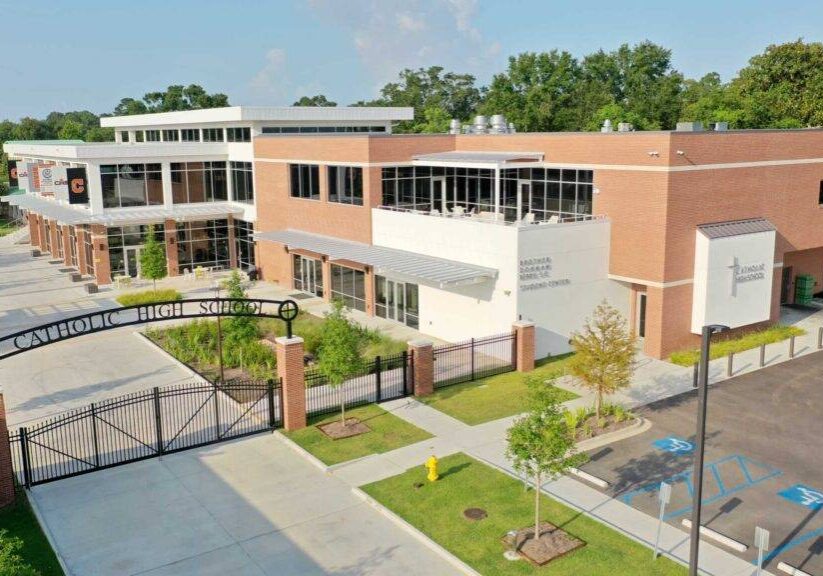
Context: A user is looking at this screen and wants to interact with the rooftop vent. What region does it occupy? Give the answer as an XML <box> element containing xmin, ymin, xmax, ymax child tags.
<box><xmin>449</xmin><ymin>119</ymin><xmax>461</xmax><ymax>135</ymax></box>
<box><xmin>712</xmin><ymin>121</ymin><xmax>729</xmax><ymax>132</ymax></box>
<box><xmin>617</xmin><ymin>122</ymin><xmax>634</xmax><ymax>132</ymax></box>
<box><xmin>601</xmin><ymin>119</ymin><xmax>613</xmax><ymax>133</ymax></box>
<box><xmin>455</xmin><ymin>114</ymin><xmax>515</xmax><ymax>134</ymax></box>
<box><xmin>676</xmin><ymin>121</ymin><xmax>703</xmax><ymax>132</ymax></box>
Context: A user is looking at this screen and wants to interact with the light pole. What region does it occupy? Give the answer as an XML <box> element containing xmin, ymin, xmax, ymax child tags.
<box><xmin>213</xmin><ymin>281</ymin><xmax>225</xmax><ymax>384</ymax></box>
<box><xmin>688</xmin><ymin>323</ymin><xmax>728</xmax><ymax>576</ymax></box>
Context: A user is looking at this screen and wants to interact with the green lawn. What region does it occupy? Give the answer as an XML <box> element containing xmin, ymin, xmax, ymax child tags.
<box><xmin>0</xmin><ymin>492</ymin><xmax>63</xmax><ymax>575</ymax></box>
<box><xmin>283</xmin><ymin>404</ymin><xmax>432</xmax><ymax>465</ymax></box>
<box><xmin>362</xmin><ymin>453</ymin><xmax>685</xmax><ymax>576</ymax></box>
<box><xmin>419</xmin><ymin>355</ymin><xmax>579</xmax><ymax>425</ymax></box>
<box><xmin>669</xmin><ymin>324</ymin><xmax>805</xmax><ymax>366</ymax></box>
<box><xmin>0</xmin><ymin>219</ymin><xmax>21</xmax><ymax>237</ymax></box>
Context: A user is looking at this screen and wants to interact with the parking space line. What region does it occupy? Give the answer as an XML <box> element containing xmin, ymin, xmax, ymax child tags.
<box><xmin>764</xmin><ymin>526</ymin><xmax>823</xmax><ymax>564</ymax></box>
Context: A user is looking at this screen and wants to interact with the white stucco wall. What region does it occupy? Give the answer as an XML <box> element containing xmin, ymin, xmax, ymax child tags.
<box><xmin>691</xmin><ymin>230</ymin><xmax>776</xmax><ymax>333</ymax></box>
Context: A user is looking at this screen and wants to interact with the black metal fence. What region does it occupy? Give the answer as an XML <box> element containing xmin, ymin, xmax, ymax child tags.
<box><xmin>9</xmin><ymin>378</ymin><xmax>282</xmax><ymax>487</ymax></box>
<box><xmin>433</xmin><ymin>331</ymin><xmax>517</xmax><ymax>388</ymax></box>
<box><xmin>305</xmin><ymin>351</ymin><xmax>410</xmax><ymax>417</ymax></box>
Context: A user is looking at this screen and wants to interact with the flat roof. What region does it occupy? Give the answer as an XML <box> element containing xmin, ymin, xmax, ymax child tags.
<box><xmin>3</xmin><ymin>141</ymin><xmax>228</xmax><ymax>161</ymax></box>
<box><xmin>100</xmin><ymin>106</ymin><xmax>414</xmax><ymax>128</ymax></box>
<box><xmin>255</xmin><ymin>229</ymin><xmax>497</xmax><ymax>288</ymax></box>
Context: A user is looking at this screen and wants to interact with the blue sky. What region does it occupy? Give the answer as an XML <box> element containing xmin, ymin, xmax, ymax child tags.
<box><xmin>1</xmin><ymin>0</ymin><xmax>821</xmax><ymax>120</ymax></box>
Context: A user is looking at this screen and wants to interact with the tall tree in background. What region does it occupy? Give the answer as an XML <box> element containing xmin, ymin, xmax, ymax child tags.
<box><xmin>293</xmin><ymin>95</ymin><xmax>337</xmax><ymax>107</ymax></box>
<box><xmin>141</xmin><ymin>84</ymin><xmax>230</xmax><ymax>113</ymax></box>
<box><xmin>358</xmin><ymin>66</ymin><xmax>481</xmax><ymax>133</ymax></box>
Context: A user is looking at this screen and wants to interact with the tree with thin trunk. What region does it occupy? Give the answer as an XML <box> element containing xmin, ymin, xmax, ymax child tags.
<box><xmin>507</xmin><ymin>379</ymin><xmax>586</xmax><ymax>543</ymax></box>
<box><xmin>568</xmin><ymin>301</ymin><xmax>637</xmax><ymax>419</ymax></box>
<box><xmin>139</xmin><ymin>224</ymin><xmax>167</xmax><ymax>291</ymax></box>
<box><xmin>317</xmin><ymin>300</ymin><xmax>365</xmax><ymax>426</ymax></box>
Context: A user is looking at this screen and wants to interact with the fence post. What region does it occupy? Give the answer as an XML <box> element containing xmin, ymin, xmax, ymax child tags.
<box><xmin>213</xmin><ymin>384</ymin><xmax>221</xmax><ymax>440</ymax></box>
<box><xmin>267</xmin><ymin>380</ymin><xmax>276</xmax><ymax>429</ymax></box>
<box><xmin>275</xmin><ymin>336</ymin><xmax>307</xmax><ymax>431</ymax></box>
<box><xmin>0</xmin><ymin>391</ymin><xmax>16</xmax><ymax>505</ymax></box>
<box><xmin>727</xmin><ymin>353</ymin><xmax>734</xmax><ymax>378</ymax></box>
<box><xmin>759</xmin><ymin>344</ymin><xmax>766</xmax><ymax>368</ymax></box>
<box><xmin>692</xmin><ymin>362</ymin><xmax>699</xmax><ymax>388</ymax></box>
<box><xmin>512</xmin><ymin>321</ymin><xmax>536</xmax><ymax>373</ymax></box>
<box><xmin>153</xmin><ymin>387</ymin><xmax>164</xmax><ymax>455</ymax></box>
<box><xmin>402</xmin><ymin>351</ymin><xmax>410</xmax><ymax>396</ymax></box>
<box><xmin>818</xmin><ymin>327</ymin><xmax>823</xmax><ymax>350</ymax></box>
<box><xmin>789</xmin><ymin>335</ymin><xmax>796</xmax><ymax>358</ymax></box>
<box><xmin>90</xmin><ymin>403</ymin><xmax>101</xmax><ymax>468</ymax></box>
<box><xmin>408</xmin><ymin>340</ymin><xmax>434</xmax><ymax>397</ymax></box>
<box><xmin>375</xmin><ymin>356</ymin><xmax>383</xmax><ymax>403</ymax></box>
<box><xmin>18</xmin><ymin>427</ymin><xmax>31</xmax><ymax>490</ymax></box>
<box><xmin>470</xmin><ymin>338</ymin><xmax>476</xmax><ymax>381</ymax></box>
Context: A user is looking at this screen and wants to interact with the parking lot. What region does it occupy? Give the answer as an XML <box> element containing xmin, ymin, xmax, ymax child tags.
<box><xmin>581</xmin><ymin>351</ymin><xmax>823</xmax><ymax>574</ymax></box>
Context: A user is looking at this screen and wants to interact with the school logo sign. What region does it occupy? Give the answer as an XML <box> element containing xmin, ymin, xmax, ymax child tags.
<box><xmin>7</xmin><ymin>160</ymin><xmax>18</xmax><ymax>188</ymax></box>
<box><xmin>66</xmin><ymin>167</ymin><xmax>89</xmax><ymax>204</ymax></box>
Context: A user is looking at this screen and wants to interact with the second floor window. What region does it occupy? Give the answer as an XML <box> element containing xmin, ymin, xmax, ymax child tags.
<box><xmin>231</xmin><ymin>161</ymin><xmax>254</xmax><ymax>204</ymax></box>
<box><xmin>162</xmin><ymin>129</ymin><xmax>179</xmax><ymax>142</ymax></box>
<box><xmin>289</xmin><ymin>164</ymin><xmax>320</xmax><ymax>200</ymax></box>
<box><xmin>171</xmin><ymin>161</ymin><xmax>228</xmax><ymax>203</ymax></box>
<box><xmin>119</xmin><ymin>131</ymin><xmax>130</xmax><ymax>142</ymax></box>
<box><xmin>227</xmin><ymin>127</ymin><xmax>251</xmax><ymax>142</ymax></box>
<box><xmin>145</xmin><ymin>130</ymin><xmax>161</xmax><ymax>142</ymax></box>
<box><xmin>203</xmin><ymin>128</ymin><xmax>224</xmax><ymax>142</ymax></box>
<box><xmin>328</xmin><ymin>166</ymin><xmax>363</xmax><ymax>206</ymax></box>
<box><xmin>181</xmin><ymin>129</ymin><xmax>200</xmax><ymax>142</ymax></box>
<box><xmin>101</xmin><ymin>164</ymin><xmax>163</xmax><ymax>208</ymax></box>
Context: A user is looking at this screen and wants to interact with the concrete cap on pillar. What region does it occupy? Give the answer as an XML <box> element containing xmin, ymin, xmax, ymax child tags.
<box><xmin>512</xmin><ymin>320</ymin><xmax>536</xmax><ymax>328</ymax></box>
<box><xmin>407</xmin><ymin>339</ymin><xmax>433</xmax><ymax>348</ymax></box>
<box><xmin>274</xmin><ymin>336</ymin><xmax>304</xmax><ymax>346</ymax></box>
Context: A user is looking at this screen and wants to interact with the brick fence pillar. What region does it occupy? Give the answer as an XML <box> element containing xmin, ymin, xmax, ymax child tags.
<box><xmin>408</xmin><ymin>339</ymin><xmax>434</xmax><ymax>397</ymax></box>
<box><xmin>275</xmin><ymin>336</ymin><xmax>306</xmax><ymax>431</ymax></box>
<box><xmin>91</xmin><ymin>224</ymin><xmax>112</xmax><ymax>285</ymax></box>
<box><xmin>0</xmin><ymin>390</ymin><xmax>16</xmax><ymax>509</ymax></box>
<box><xmin>27</xmin><ymin>213</ymin><xmax>39</xmax><ymax>248</ymax></box>
<box><xmin>513</xmin><ymin>321</ymin><xmax>536</xmax><ymax>372</ymax></box>
<box><xmin>48</xmin><ymin>220</ymin><xmax>59</xmax><ymax>257</ymax></box>
<box><xmin>62</xmin><ymin>225</ymin><xmax>73</xmax><ymax>266</ymax></box>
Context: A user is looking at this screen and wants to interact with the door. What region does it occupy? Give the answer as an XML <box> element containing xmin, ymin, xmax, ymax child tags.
<box><xmin>517</xmin><ymin>180</ymin><xmax>532</xmax><ymax>222</ymax></box>
<box><xmin>295</xmin><ymin>255</ymin><xmax>323</xmax><ymax>297</ymax></box>
<box><xmin>636</xmin><ymin>292</ymin><xmax>647</xmax><ymax>339</ymax></box>
<box><xmin>781</xmin><ymin>266</ymin><xmax>793</xmax><ymax>304</ymax></box>
<box><xmin>431</xmin><ymin>177</ymin><xmax>447</xmax><ymax>213</ymax></box>
<box><xmin>125</xmin><ymin>247</ymin><xmax>141</xmax><ymax>278</ymax></box>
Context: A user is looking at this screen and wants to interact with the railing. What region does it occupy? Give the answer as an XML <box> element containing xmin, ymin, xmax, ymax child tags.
<box><xmin>432</xmin><ymin>331</ymin><xmax>516</xmax><ymax>388</ymax></box>
<box><xmin>376</xmin><ymin>205</ymin><xmax>602</xmax><ymax>226</ymax></box>
<box><xmin>9</xmin><ymin>377</ymin><xmax>282</xmax><ymax>487</ymax></box>
<box><xmin>304</xmin><ymin>351</ymin><xmax>410</xmax><ymax>417</ymax></box>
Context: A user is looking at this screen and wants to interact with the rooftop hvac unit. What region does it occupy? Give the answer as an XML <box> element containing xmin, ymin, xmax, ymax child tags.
<box><xmin>601</xmin><ymin>119</ymin><xmax>613</xmax><ymax>133</ymax></box>
<box><xmin>712</xmin><ymin>122</ymin><xmax>729</xmax><ymax>131</ymax></box>
<box><xmin>617</xmin><ymin>122</ymin><xmax>634</xmax><ymax>132</ymax></box>
<box><xmin>449</xmin><ymin>119</ymin><xmax>461</xmax><ymax>135</ymax></box>
<box><xmin>473</xmin><ymin>115</ymin><xmax>488</xmax><ymax>134</ymax></box>
<box><xmin>676</xmin><ymin>121</ymin><xmax>703</xmax><ymax>132</ymax></box>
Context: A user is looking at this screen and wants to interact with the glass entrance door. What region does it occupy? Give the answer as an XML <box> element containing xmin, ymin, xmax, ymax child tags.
<box><xmin>293</xmin><ymin>255</ymin><xmax>323</xmax><ymax>297</ymax></box>
<box><xmin>125</xmin><ymin>247</ymin><xmax>141</xmax><ymax>278</ymax></box>
<box><xmin>376</xmin><ymin>276</ymin><xmax>419</xmax><ymax>328</ymax></box>
<box><xmin>431</xmin><ymin>177</ymin><xmax>447</xmax><ymax>213</ymax></box>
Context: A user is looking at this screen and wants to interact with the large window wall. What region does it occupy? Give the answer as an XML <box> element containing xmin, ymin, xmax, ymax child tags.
<box><xmin>171</xmin><ymin>162</ymin><xmax>228</xmax><ymax>203</ymax></box>
<box><xmin>234</xmin><ymin>219</ymin><xmax>256</xmax><ymax>269</ymax></box>
<box><xmin>330</xmin><ymin>265</ymin><xmax>366</xmax><ymax>312</ymax></box>
<box><xmin>500</xmin><ymin>168</ymin><xmax>593</xmax><ymax>222</ymax></box>
<box><xmin>328</xmin><ymin>166</ymin><xmax>363</xmax><ymax>205</ymax></box>
<box><xmin>176</xmin><ymin>219</ymin><xmax>230</xmax><ymax>273</ymax></box>
<box><xmin>101</xmin><ymin>164</ymin><xmax>163</xmax><ymax>208</ymax></box>
<box><xmin>262</xmin><ymin>125</ymin><xmax>387</xmax><ymax>134</ymax></box>
<box><xmin>230</xmin><ymin>161</ymin><xmax>254</xmax><ymax>204</ymax></box>
<box><xmin>381</xmin><ymin>166</ymin><xmax>493</xmax><ymax>213</ymax></box>
<box><xmin>107</xmin><ymin>224</ymin><xmax>165</xmax><ymax>277</ymax></box>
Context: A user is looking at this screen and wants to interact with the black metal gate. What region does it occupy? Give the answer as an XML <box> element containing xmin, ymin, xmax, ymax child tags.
<box><xmin>9</xmin><ymin>379</ymin><xmax>282</xmax><ymax>487</ymax></box>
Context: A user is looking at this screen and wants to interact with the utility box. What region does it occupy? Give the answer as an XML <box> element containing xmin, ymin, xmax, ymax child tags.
<box><xmin>794</xmin><ymin>274</ymin><xmax>815</xmax><ymax>306</ymax></box>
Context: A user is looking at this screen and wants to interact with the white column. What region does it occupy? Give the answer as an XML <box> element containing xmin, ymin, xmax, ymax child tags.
<box><xmin>493</xmin><ymin>167</ymin><xmax>501</xmax><ymax>220</ymax></box>
<box><xmin>86</xmin><ymin>163</ymin><xmax>104</xmax><ymax>214</ymax></box>
<box><xmin>226</xmin><ymin>162</ymin><xmax>234</xmax><ymax>202</ymax></box>
<box><xmin>127</xmin><ymin>130</ymin><xmax>136</xmax><ymax>143</ymax></box>
<box><xmin>114</xmin><ymin>131</ymin><xmax>123</xmax><ymax>144</ymax></box>
<box><xmin>161</xmin><ymin>162</ymin><xmax>173</xmax><ymax>209</ymax></box>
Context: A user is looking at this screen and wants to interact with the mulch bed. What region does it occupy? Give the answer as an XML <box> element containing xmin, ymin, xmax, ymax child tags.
<box><xmin>574</xmin><ymin>413</ymin><xmax>634</xmax><ymax>442</ymax></box>
<box><xmin>318</xmin><ymin>418</ymin><xmax>371</xmax><ymax>439</ymax></box>
<box><xmin>509</xmin><ymin>522</ymin><xmax>585</xmax><ymax>566</ymax></box>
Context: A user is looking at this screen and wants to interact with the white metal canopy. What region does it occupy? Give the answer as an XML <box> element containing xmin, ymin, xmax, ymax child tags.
<box><xmin>412</xmin><ymin>150</ymin><xmax>544</xmax><ymax>168</ymax></box>
<box><xmin>255</xmin><ymin>229</ymin><xmax>497</xmax><ymax>288</ymax></box>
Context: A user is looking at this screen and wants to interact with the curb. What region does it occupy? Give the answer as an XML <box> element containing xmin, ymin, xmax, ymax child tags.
<box><xmin>134</xmin><ymin>331</ymin><xmax>204</xmax><ymax>380</ymax></box>
<box><xmin>576</xmin><ymin>417</ymin><xmax>651</xmax><ymax>452</ymax></box>
<box><xmin>778</xmin><ymin>561</ymin><xmax>813</xmax><ymax>576</ymax></box>
<box><xmin>271</xmin><ymin>430</ymin><xmax>332</xmax><ymax>474</ymax></box>
<box><xmin>351</xmin><ymin>487</ymin><xmax>481</xmax><ymax>576</ymax></box>
<box><xmin>681</xmin><ymin>519</ymin><xmax>748</xmax><ymax>552</ymax></box>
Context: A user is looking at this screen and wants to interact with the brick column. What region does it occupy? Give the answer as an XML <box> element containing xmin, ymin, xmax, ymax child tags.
<box><xmin>0</xmin><ymin>391</ymin><xmax>16</xmax><ymax>509</ymax></box>
<box><xmin>513</xmin><ymin>321</ymin><xmax>536</xmax><ymax>372</ymax></box>
<box><xmin>408</xmin><ymin>339</ymin><xmax>434</xmax><ymax>397</ymax></box>
<box><xmin>364</xmin><ymin>266</ymin><xmax>375</xmax><ymax>316</ymax></box>
<box><xmin>275</xmin><ymin>336</ymin><xmax>306</xmax><ymax>431</ymax></box>
<box><xmin>27</xmin><ymin>213</ymin><xmax>39</xmax><ymax>247</ymax></box>
<box><xmin>91</xmin><ymin>224</ymin><xmax>112</xmax><ymax>285</ymax></box>
<box><xmin>76</xmin><ymin>227</ymin><xmax>88</xmax><ymax>275</ymax></box>
<box><xmin>38</xmin><ymin>216</ymin><xmax>48</xmax><ymax>252</ymax></box>
<box><xmin>163</xmin><ymin>219</ymin><xmax>179</xmax><ymax>277</ymax></box>
<box><xmin>321</xmin><ymin>258</ymin><xmax>331</xmax><ymax>302</ymax></box>
<box><xmin>62</xmin><ymin>225</ymin><xmax>73</xmax><ymax>266</ymax></box>
<box><xmin>48</xmin><ymin>220</ymin><xmax>59</xmax><ymax>257</ymax></box>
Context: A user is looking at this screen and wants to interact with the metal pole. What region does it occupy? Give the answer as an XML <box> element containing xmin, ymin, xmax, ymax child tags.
<box><xmin>653</xmin><ymin>482</ymin><xmax>671</xmax><ymax>559</ymax></box>
<box><xmin>153</xmin><ymin>387</ymin><xmax>164</xmax><ymax>454</ymax></box>
<box><xmin>818</xmin><ymin>326</ymin><xmax>823</xmax><ymax>349</ymax></box>
<box><xmin>90</xmin><ymin>403</ymin><xmax>100</xmax><ymax>468</ymax></box>
<box><xmin>759</xmin><ymin>343</ymin><xmax>766</xmax><ymax>367</ymax></box>
<box><xmin>375</xmin><ymin>356</ymin><xmax>382</xmax><ymax>402</ymax></box>
<box><xmin>689</xmin><ymin>325</ymin><xmax>726</xmax><ymax>576</ymax></box>
<box><xmin>19</xmin><ymin>427</ymin><xmax>31</xmax><ymax>489</ymax></box>
<box><xmin>726</xmin><ymin>353</ymin><xmax>733</xmax><ymax>377</ymax></box>
<box><xmin>692</xmin><ymin>362</ymin><xmax>698</xmax><ymax>388</ymax></box>
<box><xmin>789</xmin><ymin>335</ymin><xmax>796</xmax><ymax>358</ymax></box>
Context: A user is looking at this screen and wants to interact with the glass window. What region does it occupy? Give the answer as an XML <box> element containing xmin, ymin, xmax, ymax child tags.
<box><xmin>181</xmin><ymin>129</ymin><xmax>200</xmax><ymax>142</ymax></box>
<box><xmin>226</xmin><ymin>127</ymin><xmax>251</xmax><ymax>142</ymax></box>
<box><xmin>106</xmin><ymin>224</ymin><xmax>165</xmax><ymax>277</ymax></box>
<box><xmin>328</xmin><ymin>166</ymin><xmax>363</xmax><ymax>205</ymax></box>
<box><xmin>171</xmin><ymin>161</ymin><xmax>228</xmax><ymax>204</ymax></box>
<box><xmin>175</xmin><ymin>219</ymin><xmax>230</xmax><ymax>274</ymax></box>
<box><xmin>119</xmin><ymin>131</ymin><xmax>130</xmax><ymax>143</ymax></box>
<box><xmin>330</xmin><ymin>264</ymin><xmax>365</xmax><ymax>312</ymax></box>
<box><xmin>498</xmin><ymin>167</ymin><xmax>594</xmax><ymax>222</ymax></box>
<box><xmin>135</xmin><ymin>131</ymin><xmax>144</xmax><ymax>143</ymax></box>
<box><xmin>162</xmin><ymin>129</ymin><xmax>179</xmax><ymax>142</ymax></box>
<box><xmin>234</xmin><ymin>219</ymin><xmax>256</xmax><ymax>269</ymax></box>
<box><xmin>202</xmin><ymin>128</ymin><xmax>224</xmax><ymax>142</ymax></box>
<box><xmin>100</xmin><ymin>163</ymin><xmax>164</xmax><ymax>208</ymax></box>
<box><xmin>289</xmin><ymin>164</ymin><xmax>320</xmax><ymax>200</ymax></box>
<box><xmin>145</xmin><ymin>130</ymin><xmax>161</xmax><ymax>142</ymax></box>
<box><xmin>230</xmin><ymin>161</ymin><xmax>254</xmax><ymax>204</ymax></box>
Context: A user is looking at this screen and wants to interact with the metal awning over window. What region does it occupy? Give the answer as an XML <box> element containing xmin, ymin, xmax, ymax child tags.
<box><xmin>412</xmin><ymin>151</ymin><xmax>544</xmax><ymax>168</ymax></box>
<box><xmin>255</xmin><ymin>229</ymin><xmax>497</xmax><ymax>288</ymax></box>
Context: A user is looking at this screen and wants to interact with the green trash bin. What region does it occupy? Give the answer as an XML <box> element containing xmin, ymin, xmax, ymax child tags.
<box><xmin>794</xmin><ymin>274</ymin><xmax>815</xmax><ymax>305</ymax></box>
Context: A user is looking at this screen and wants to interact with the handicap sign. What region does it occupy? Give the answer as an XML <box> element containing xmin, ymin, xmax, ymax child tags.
<box><xmin>778</xmin><ymin>484</ymin><xmax>823</xmax><ymax>510</ymax></box>
<box><xmin>652</xmin><ymin>436</ymin><xmax>695</xmax><ymax>454</ymax></box>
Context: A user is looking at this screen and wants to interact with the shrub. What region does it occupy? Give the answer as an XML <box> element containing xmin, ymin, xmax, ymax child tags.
<box><xmin>117</xmin><ymin>289</ymin><xmax>182</xmax><ymax>307</ymax></box>
<box><xmin>0</xmin><ymin>530</ymin><xmax>40</xmax><ymax>576</ymax></box>
<box><xmin>563</xmin><ymin>410</ymin><xmax>579</xmax><ymax>432</ymax></box>
<box><xmin>669</xmin><ymin>324</ymin><xmax>805</xmax><ymax>366</ymax></box>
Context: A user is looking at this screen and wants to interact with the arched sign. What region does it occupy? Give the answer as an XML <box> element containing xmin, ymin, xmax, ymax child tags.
<box><xmin>0</xmin><ymin>298</ymin><xmax>299</xmax><ymax>361</ymax></box>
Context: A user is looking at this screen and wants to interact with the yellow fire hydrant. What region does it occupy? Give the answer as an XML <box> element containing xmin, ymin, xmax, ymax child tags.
<box><xmin>425</xmin><ymin>455</ymin><xmax>439</xmax><ymax>482</ymax></box>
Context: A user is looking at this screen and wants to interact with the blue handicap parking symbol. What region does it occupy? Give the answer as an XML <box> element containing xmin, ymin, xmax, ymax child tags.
<box><xmin>652</xmin><ymin>436</ymin><xmax>695</xmax><ymax>454</ymax></box>
<box><xmin>778</xmin><ymin>484</ymin><xmax>823</xmax><ymax>510</ymax></box>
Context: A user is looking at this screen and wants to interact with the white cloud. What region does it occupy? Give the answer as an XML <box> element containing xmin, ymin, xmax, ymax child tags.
<box><xmin>305</xmin><ymin>0</ymin><xmax>499</xmax><ymax>89</ymax></box>
<box><xmin>249</xmin><ymin>48</ymin><xmax>288</xmax><ymax>98</ymax></box>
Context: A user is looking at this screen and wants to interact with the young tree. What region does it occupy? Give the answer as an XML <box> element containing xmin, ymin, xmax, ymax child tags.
<box><xmin>568</xmin><ymin>301</ymin><xmax>637</xmax><ymax>419</ymax></box>
<box><xmin>317</xmin><ymin>300</ymin><xmax>365</xmax><ymax>426</ymax></box>
<box><xmin>139</xmin><ymin>225</ymin><xmax>167</xmax><ymax>291</ymax></box>
<box><xmin>507</xmin><ymin>381</ymin><xmax>585</xmax><ymax>543</ymax></box>
<box><xmin>222</xmin><ymin>270</ymin><xmax>258</xmax><ymax>343</ymax></box>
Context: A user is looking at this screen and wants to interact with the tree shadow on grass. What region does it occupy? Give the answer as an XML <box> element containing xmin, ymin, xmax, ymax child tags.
<box><xmin>440</xmin><ymin>461</ymin><xmax>471</xmax><ymax>479</ymax></box>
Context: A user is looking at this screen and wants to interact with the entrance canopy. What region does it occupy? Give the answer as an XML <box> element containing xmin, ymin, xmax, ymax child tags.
<box><xmin>412</xmin><ymin>150</ymin><xmax>543</xmax><ymax>169</ymax></box>
<box><xmin>256</xmin><ymin>229</ymin><xmax>497</xmax><ymax>288</ymax></box>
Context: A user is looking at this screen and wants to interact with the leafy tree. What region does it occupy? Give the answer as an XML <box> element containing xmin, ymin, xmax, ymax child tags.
<box><xmin>507</xmin><ymin>381</ymin><xmax>586</xmax><ymax>543</ymax></box>
<box><xmin>568</xmin><ymin>301</ymin><xmax>636</xmax><ymax>419</ymax></box>
<box><xmin>415</xmin><ymin>106</ymin><xmax>452</xmax><ymax>133</ymax></box>
<box><xmin>0</xmin><ymin>529</ymin><xmax>40</xmax><ymax>576</ymax></box>
<box><xmin>142</xmin><ymin>84</ymin><xmax>229</xmax><ymax>113</ymax></box>
<box><xmin>11</xmin><ymin>118</ymin><xmax>50</xmax><ymax>141</ymax></box>
<box><xmin>317</xmin><ymin>300</ymin><xmax>365</xmax><ymax>425</ymax></box>
<box><xmin>222</xmin><ymin>270</ymin><xmax>258</xmax><ymax>344</ymax></box>
<box><xmin>113</xmin><ymin>97</ymin><xmax>149</xmax><ymax>116</ymax></box>
<box><xmin>678</xmin><ymin>72</ymin><xmax>745</xmax><ymax>127</ymax></box>
<box><xmin>293</xmin><ymin>95</ymin><xmax>337</xmax><ymax>107</ymax></box>
<box><xmin>138</xmin><ymin>225</ymin><xmax>167</xmax><ymax>290</ymax></box>
<box><xmin>57</xmin><ymin>119</ymin><xmax>86</xmax><ymax>140</ymax></box>
<box><xmin>358</xmin><ymin>66</ymin><xmax>481</xmax><ymax>133</ymax></box>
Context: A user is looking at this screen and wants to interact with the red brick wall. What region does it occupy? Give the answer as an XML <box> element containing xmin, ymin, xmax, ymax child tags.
<box><xmin>0</xmin><ymin>393</ymin><xmax>15</xmax><ymax>508</ymax></box>
<box><xmin>91</xmin><ymin>225</ymin><xmax>112</xmax><ymax>285</ymax></box>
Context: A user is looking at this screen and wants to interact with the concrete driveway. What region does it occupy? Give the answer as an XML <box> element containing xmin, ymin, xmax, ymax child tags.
<box><xmin>31</xmin><ymin>433</ymin><xmax>457</xmax><ymax>576</ymax></box>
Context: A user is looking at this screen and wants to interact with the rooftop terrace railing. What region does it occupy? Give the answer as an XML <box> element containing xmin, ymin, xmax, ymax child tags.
<box><xmin>376</xmin><ymin>205</ymin><xmax>602</xmax><ymax>226</ymax></box>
